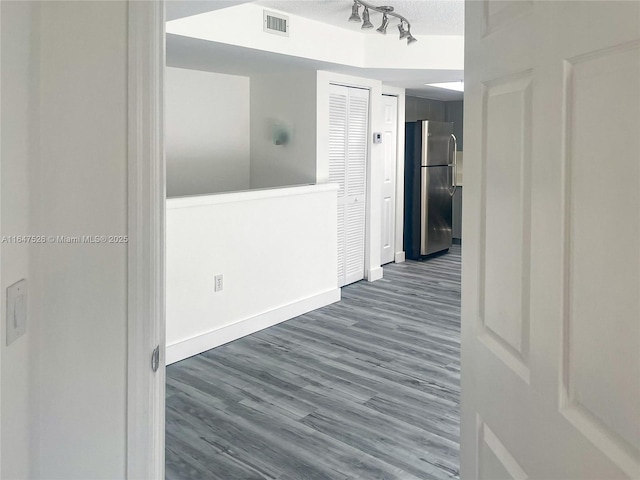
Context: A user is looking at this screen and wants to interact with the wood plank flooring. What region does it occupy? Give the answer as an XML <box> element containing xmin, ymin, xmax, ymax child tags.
<box><xmin>166</xmin><ymin>246</ymin><xmax>461</xmax><ymax>480</ymax></box>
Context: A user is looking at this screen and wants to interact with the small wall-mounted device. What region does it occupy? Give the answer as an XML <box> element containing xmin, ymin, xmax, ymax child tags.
<box><xmin>373</xmin><ymin>132</ymin><xmax>383</xmax><ymax>144</ymax></box>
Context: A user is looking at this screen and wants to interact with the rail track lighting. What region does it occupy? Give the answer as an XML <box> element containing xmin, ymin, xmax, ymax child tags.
<box><xmin>347</xmin><ymin>1</ymin><xmax>416</xmax><ymax>45</ymax></box>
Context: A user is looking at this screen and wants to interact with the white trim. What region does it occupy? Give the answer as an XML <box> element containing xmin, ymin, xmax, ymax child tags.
<box><xmin>166</xmin><ymin>288</ymin><xmax>341</xmax><ymax>365</ymax></box>
<box><xmin>167</xmin><ymin>183</ymin><xmax>338</xmax><ymax>209</ymax></box>
<box><xmin>394</xmin><ymin>251</ymin><xmax>406</xmax><ymax>263</ymax></box>
<box><xmin>126</xmin><ymin>1</ymin><xmax>166</xmax><ymax>479</ymax></box>
<box><xmin>382</xmin><ymin>85</ymin><xmax>406</xmax><ymax>265</ymax></box>
<box><xmin>0</xmin><ymin>2</ymin><xmax>4</xmax><ymax>472</ymax></box>
<box><xmin>366</xmin><ymin>267</ymin><xmax>384</xmax><ymax>282</ymax></box>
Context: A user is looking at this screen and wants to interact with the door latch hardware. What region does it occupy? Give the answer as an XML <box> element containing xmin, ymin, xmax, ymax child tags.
<box><xmin>151</xmin><ymin>345</ymin><xmax>160</xmax><ymax>372</ymax></box>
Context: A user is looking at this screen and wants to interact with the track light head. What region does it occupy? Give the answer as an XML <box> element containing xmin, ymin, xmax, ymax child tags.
<box><xmin>361</xmin><ymin>7</ymin><xmax>374</xmax><ymax>29</ymax></box>
<box><xmin>398</xmin><ymin>22</ymin><xmax>409</xmax><ymax>39</ymax></box>
<box><xmin>349</xmin><ymin>2</ymin><xmax>361</xmax><ymax>22</ymax></box>
<box><xmin>406</xmin><ymin>33</ymin><xmax>417</xmax><ymax>45</ymax></box>
<box><xmin>376</xmin><ymin>14</ymin><xmax>389</xmax><ymax>34</ymax></box>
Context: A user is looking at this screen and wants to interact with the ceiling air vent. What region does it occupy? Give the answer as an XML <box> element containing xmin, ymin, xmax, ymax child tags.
<box><xmin>263</xmin><ymin>10</ymin><xmax>289</xmax><ymax>36</ymax></box>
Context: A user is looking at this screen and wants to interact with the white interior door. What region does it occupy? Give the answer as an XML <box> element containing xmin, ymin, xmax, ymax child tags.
<box><xmin>329</xmin><ymin>84</ymin><xmax>369</xmax><ymax>287</ymax></box>
<box><xmin>461</xmin><ymin>1</ymin><xmax>640</xmax><ymax>479</ymax></box>
<box><xmin>381</xmin><ymin>94</ymin><xmax>398</xmax><ymax>265</ymax></box>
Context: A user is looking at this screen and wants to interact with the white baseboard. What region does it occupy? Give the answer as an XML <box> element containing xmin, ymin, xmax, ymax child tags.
<box><xmin>367</xmin><ymin>266</ymin><xmax>384</xmax><ymax>282</ymax></box>
<box><xmin>166</xmin><ymin>288</ymin><xmax>341</xmax><ymax>365</ymax></box>
<box><xmin>394</xmin><ymin>251</ymin><xmax>406</xmax><ymax>263</ymax></box>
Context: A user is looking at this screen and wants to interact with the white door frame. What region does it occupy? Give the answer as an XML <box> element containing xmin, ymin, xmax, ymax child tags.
<box><xmin>0</xmin><ymin>2</ymin><xmax>4</xmax><ymax>473</ymax></box>
<box><xmin>381</xmin><ymin>85</ymin><xmax>406</xmax><ymax>264</ymax></box>
<box><xmin>126</xmin><ymin>1</ymin><xmax>166</xmax><ymax>478</ymax></box>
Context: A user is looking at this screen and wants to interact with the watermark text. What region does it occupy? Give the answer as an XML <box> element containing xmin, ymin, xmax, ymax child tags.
<box><xmin>2</xmin><ymin>235</ymin><xmax>128</xmax><ymax>244</ymax></box>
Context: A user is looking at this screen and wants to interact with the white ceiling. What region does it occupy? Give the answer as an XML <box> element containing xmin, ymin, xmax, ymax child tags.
<box><xmin>166</xmin><ymin>0</ymin><xmax>464</xmax><ymax>99</ymax></box>
<box><xmin>255</xmin><ymin>0</ymin><xmax>464</xmax><ymax>36</ymax></box>
<box><xmin>167</xmin><ymin>33</ymin><xmax>464</xmax><ymax>100</ymax></box>
<box><xmin>166</xmin><ymin>0</ymin><xmax>252</xmax><ymax>21</ymax></box>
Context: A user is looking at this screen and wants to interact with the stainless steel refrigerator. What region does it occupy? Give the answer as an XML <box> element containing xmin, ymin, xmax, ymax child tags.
<box><xmin>404</xmin><ymin>120</ymin><xmax>457</xmax><ymax>259</ymax></box>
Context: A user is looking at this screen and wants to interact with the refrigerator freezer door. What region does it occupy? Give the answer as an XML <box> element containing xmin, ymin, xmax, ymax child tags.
<box><xmin>420</xmin><ymin>165</ymin><xmax>453</xmax><ymax>255</ymax></box>
<box><xmin>421</xmin><ymin>121</ymin><xmax>454</xmax><ymax>166</ymax></box>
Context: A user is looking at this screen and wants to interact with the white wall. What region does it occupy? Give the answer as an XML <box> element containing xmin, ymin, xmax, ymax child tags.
<box><xmin>166</xmin><ymin>184</ymin><xmax>339</xmax><ymax>363</ymax></box>
<box><xmin>166</xmin><ymin>67</ymin><xmax>250</xmax><ymax>197</ymax></box>
<box><xmin>31</xmin><ymin>2</ymin><xmax>128</xmax><ymax>477</ymax></box>
<box><xmin>2</xmin><ymin>3</ymin><xmax>131</xmax><ymax>477</ymax></box>
<box><xmin>0</xmin><ymin>1</ymin><xmax>37</xmax><ymax>477</ymax></box>
<box><xmin>249</xmin><ymin>71</ymin><xmax>318</xmax><ymax>189</ymax></box>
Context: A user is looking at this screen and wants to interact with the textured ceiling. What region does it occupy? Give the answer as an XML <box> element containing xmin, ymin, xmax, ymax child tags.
<box><xmin>254</xmin><ymin>0</ymin><xmax>464</xmax><ymax>36</ymax></box>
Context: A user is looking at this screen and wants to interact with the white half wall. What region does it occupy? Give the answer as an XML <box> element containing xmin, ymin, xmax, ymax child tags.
<box><xmin>249</xmin><ymin>71</ymin><xmax>317</xmax><ymax>189</ymax></box>
<box><xmin>166</xmin><ymin>184</ymin><xmax>340</xmax><ymax>364</ymax></box>
<box><xmin>166</xmin><ymin>67</ymin><xmax>250</xmax><ymax>197</ymax></box>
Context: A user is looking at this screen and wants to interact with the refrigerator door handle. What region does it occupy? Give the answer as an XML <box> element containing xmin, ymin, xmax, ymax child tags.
<box><xmin>448</xmin><ymin>134</ymin><xmax>458</xmax><ymax>196</ymax></box>
<box><xmin>420</xmin><ymin>166</ymin><xmax>429</xmax><ymax>254</ymax></box>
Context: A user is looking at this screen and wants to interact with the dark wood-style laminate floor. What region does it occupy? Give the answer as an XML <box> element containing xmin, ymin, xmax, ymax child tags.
<box><xmin>166</xmin><ymin>246</ymin><xmax>461</xmax><ymax>480</ymax></box>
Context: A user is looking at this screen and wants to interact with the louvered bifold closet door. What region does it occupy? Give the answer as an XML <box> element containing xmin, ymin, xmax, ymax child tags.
<box><xmin>329</xmin><ymin>84</ymin><xmax>369</xmax><ymax>287</ymax></box>
<box><xmin>329</xmin><ymin>87</ymin><xmax>347</xmax><ymax>284</ymax></box>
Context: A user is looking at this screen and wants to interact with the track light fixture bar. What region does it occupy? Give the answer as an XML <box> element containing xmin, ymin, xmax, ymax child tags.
<box><xmin>348</xmin><ymin>0</ymin><xmax>417</xmax><ymax>45</ymax></box>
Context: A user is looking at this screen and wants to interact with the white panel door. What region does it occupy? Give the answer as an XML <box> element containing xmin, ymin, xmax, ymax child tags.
<box><xmin>461</xmin><ymin>1</ymin><xmax>640</xmax><ymax>479</ymax></box>
<box><xmin>381</xmin><ymin>94</ymin><xmax>398</xmax><ymax>265</ymax></box>
<box><xmin>329</xmin><ymin>84</ymin><xmax>369</xmax><ymax>287</ymax></box>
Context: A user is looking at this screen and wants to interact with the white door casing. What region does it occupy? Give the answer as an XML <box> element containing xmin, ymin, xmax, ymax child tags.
<box><xmin>329</xmin><ymin>84</ymin><xmax>369</xmax><ymax>287</ymax></box>
<box><xmin>127</xmin><ymin>1</ymin><xmax>166</xmax><ymax>478</ymax></box>
<box><xmin>0</xmin><ymin>2</ymin><xmax>3</xmax><ymax>474</ymax></box>
<box><xmin>461</xmin><ymin>1</ymin><xmax>640</xmax><ymax>479</ymax></box>
<box><xmin>381</xmin><ymin>94</ymin><xmax>398</xmax><ymax>265</ymax></box>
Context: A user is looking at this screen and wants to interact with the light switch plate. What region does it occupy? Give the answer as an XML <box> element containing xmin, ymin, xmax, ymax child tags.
<box><xmin>6</xmin><ymin>279</ymin><xmax>27</xmax><ymax>346</ymax></box>
<box><xmin>214</xmin><ymin>274</ymin><xmax>223</xmax><ymax>292</ymax></box>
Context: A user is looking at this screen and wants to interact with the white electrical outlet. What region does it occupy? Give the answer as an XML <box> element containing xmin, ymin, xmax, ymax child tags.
<box><xmin>6</xmin><ymin>279</ymin><xmax>27</xmax><ymax>346</ymax></box>
<box><xmin>214</xmin><ymin>274</ymin><xmax>223</xmax><ymax>292</ymax></box>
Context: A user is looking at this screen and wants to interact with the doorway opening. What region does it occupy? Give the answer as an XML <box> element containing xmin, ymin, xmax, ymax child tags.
<box><xmin>160</xmin><ymin>1</ymin><xmax>465</xmax><ymax>478</ymax></box>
